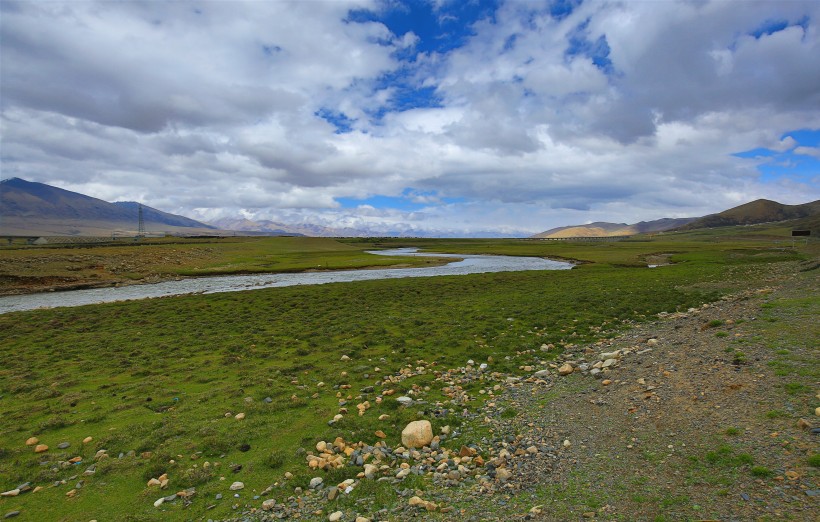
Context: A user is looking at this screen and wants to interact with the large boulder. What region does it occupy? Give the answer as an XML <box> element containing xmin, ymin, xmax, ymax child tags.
<box><xmin>401</xmin><ymin>420</ymin><xmax>433</xmax><ymax>448</ymax></box>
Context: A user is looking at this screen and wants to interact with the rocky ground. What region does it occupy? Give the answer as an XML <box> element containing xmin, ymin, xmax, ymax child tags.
<box><xmin>204</xmin><ymin>260</ymin><xmax>818</xmax><ymax>522</ymax></box>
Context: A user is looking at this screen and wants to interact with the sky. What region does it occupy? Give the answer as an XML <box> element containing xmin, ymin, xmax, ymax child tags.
<box><xmin>1</xmin><ymin>0</ymin><xmax>819</xmax><ymax>237</ymax></box>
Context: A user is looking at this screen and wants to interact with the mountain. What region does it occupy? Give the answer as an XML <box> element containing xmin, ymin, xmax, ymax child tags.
<box><xmin>0</xmin><ymin>177</ymin><xmax>216</xmax><ymax>236</ymax></box>
<box><xmin>677</xmin><ymin>199</ymin><xmax>820</xmax><ymax>230</ymax></box>
<box><xmin>532</xmin><ymin>217</ymin><xmax>696</xmax><ymax>239</ymax></box>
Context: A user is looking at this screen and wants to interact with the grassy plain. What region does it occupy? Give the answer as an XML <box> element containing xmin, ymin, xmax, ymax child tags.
<box><xmin>0</xmin><ymin>227</ymin><xmax>815</xmax><ymax>520</ymax></box>
<box><xmin>0</xmin><ymin>236</ymin><xmax>448</xmax><ymax>294</ymax></box>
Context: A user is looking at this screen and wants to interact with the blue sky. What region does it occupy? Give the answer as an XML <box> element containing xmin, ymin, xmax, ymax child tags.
<box><xmin>1</xmin><ymin>0</ymin><xmax>819</xmax><ymax>236</ymax></box>
<box><xmin>735</xmin><ymin>129</ymin><xmax>820</xmax><ymax>184</ymax></box>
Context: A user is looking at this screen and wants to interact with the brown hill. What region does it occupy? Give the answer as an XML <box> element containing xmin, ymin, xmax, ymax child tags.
<box><xmin>678</xmin><ymin>199</ymin><xmax>820</xmax><ymax>230</ymax></box>
<box><xmin>532</xmin><ymin>217</ymin><xmax>695</xmax><ymax>239</ymax></box>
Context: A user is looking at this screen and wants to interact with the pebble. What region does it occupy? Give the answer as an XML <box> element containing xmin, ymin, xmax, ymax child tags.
<box><xmin>82</xmin><ymin>437</ymin><xmax>93</xmax><ymax>444</ymax></box>
<box><xmin>229</xmin><ymin>482</ymin><xmax>244</xmax><ymax>491</ymax></box>
<box><xmin>3</xmin><ymin>512</ymin><xmax>20</xmax><ymax>519</ymax></box>
<box><xmin>57</xmin><ymin>442</ymin><xmax>70</xmax><ymax>449</ymax></box>
<box><xmin>262</xmin><ymin>498</ymin><xmax>276</xmax><ymax>510</ymax></box>
<box><xmin>309</xmin><ymin>477</ymin><xmax>323</xmax><ymax>489</ymax></box>
<box><xmin>34</xmin><ymin>444</ymin><xmax>48</xmax><ymax>453</ymax></box>
<box><xmin>25</xmin><ymin>437</ymin><xmax>38</xmax><ymax>446</ymax></box>
<box><xmin>328</xmin><ymin>511</ymin><xmax>343</xmax><ymax>522</ymax></box>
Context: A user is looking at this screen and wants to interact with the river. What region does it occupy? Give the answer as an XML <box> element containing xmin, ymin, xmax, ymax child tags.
<box><xmin>0</xmin><ymin>248</ymin><xmax>572</xmax><ymax>314</ymax></box>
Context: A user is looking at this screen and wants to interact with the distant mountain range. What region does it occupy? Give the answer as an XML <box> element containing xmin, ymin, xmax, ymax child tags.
<box><xmin>532</xmin><ymin>198</ymin><xmax>820</xmax><ymax>238</ymax></box>
<box><xmin>531</xmin><ymin>217</ymin><xmax>697</xmax><ymax>239</ymax></box>
<box><xmin>3</xmin><ymin>177</ymin><xmax>818</xmax><ymax>238</ymax></box>
<box><xmin>0</xmin><ymin>177</ymin><xmax>216</xmax><ymax>236</ymax></box>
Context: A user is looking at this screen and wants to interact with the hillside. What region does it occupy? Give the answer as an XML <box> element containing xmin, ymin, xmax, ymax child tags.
<box><xmin>0</xmin><ymin>178</ymin><xmax>216</xmax><ymax>236</ymax></box>
<box><xmin>532</xmin><ymin>217</ymin><xmax>695</xmax><ymax>239</ymax></box>
<box><xmin>678</xmin><ymin>198</ymin><xmax>820</xmax><ymax>230</ymax></box>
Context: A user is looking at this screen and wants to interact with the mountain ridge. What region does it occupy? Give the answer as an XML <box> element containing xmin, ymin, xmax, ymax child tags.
<box><xmin>1</xmin><ymin>177</ymin><xmax>215</xmax><ymax>235</ymax></box>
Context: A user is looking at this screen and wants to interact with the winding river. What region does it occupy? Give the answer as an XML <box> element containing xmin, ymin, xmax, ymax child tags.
<box><xmin>0</xmin><ymin>248</ymin><xmax>572</xmax><ymax>314</ymax></box>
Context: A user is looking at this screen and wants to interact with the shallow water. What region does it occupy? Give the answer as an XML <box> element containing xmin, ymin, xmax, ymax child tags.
<box><xmin>0</xmin><ymin>248</ymin><xmax>572</xmax><ymax>314</ymax></box>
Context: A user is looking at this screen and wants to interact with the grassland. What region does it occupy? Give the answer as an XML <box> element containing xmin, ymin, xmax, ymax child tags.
<box><xmin>0</xmin><ymin>227</ymin><xmax>816</xmax><ymax>520</ymax></box>
<box><xmin>0</xmin><ymin>236</ymin><xmax>449</xmax><ymax>295</ymax></box>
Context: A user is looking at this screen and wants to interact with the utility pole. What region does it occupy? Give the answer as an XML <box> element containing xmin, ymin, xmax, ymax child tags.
<box><xmin>137</xmin><ymin>204</ymin><xmax>145</xmax><ymax>238</ymax></box>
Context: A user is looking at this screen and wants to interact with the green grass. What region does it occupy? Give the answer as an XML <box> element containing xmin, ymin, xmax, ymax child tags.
<box><xmin>0</xmin><ymin>231</ymin><xmax>815</xmax><ymax>520</ymax></box>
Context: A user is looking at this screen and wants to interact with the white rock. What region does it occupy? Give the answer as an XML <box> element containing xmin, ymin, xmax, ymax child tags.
<box><xmin>401</xmin><ymin>420</ymin><xmax>433</xmax><ymax>448</ymax></box>
<box><xmin>153</xmin><ymin>497</ymin><xmax>165</xmax><ymax>507</ymax></box>
<box><xmin>396</xmin><ymin>396</ymin><xmax>413</xmax><ymax>406</ymax></box>
<box><xmin>262</xmin><ymin>499</ymin><xmax>276</xmax><ymax>510</ymax></box>
<box><xmin>329</xmin><ymin>511</ymin><xmax>343</xmax><ymax>522</ymax></box>
<box><xmin>309</xmin><ymin>477</ymin><xmax>323</xmax><ymax>489</ymax></box>
<box><xmin>229</xmin><ymin>481</ymin><xmax>244</xmax><ymax>491</ymax></box>
<box><xmin>602</xmin><ymin>358</ymin><xmax>618</xmax><ymax>368</ymax></box>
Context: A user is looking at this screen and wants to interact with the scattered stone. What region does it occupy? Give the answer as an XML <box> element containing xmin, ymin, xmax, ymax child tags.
<box><xmin>34</xmin><ymin>444</ymin><xmax>48</xmax><ymax>453</ymax></box>
<box><xmin>401</xmin><ymin>420</ymin><xmax>433</xmax><ymax>448</ymax></box>
<box><xmin>558</xmin><ymin>363</ymin><xmax>574</xmax><ymax>376</ymax></box>
<box><xmin>3</xmin><ymin>512</ymin><xmax>20</xmax><ymax>519</ymax></box>
<box><xmin>147</xmin><ymin>478</ymin><xmax>161</xmax><ymax>487</ymax></box>
<box><xmin>797</xmin><ymin>418</ymin><xmax>811</xmax><ymax>430</ymax></box>
<box><xmin>602</xmin><ymin>358</ymin><xmax>618</xmax><ymax>368</ymax></box>
<box><xmin>65</xmin><ymin>489</ymin><xmax>77</xmax><ymax>498</ymax></box>
<box><xmin>229</xmin><ymin>482</ymin><xmax>244</xmax><ymax>491</ymax></box>
<box><xmin>25</xmin><ymin>437</ymin><xmax>38</xmax><ymax>446</ymax></box>
<box><xmin>396</xmin><ymin>396</ymin><xmax>413</xmax><ymax>406</ymax></box>
<box><xmin>57</xmin><ymin>442</ymin><xmax>70</xmax><ymax>449</ymax></box>
<box><xmin>309</xmin><ymin>477</ymin><xmax>323</xmax><ymax>489</ymax></box>
<box><xmin>234</xmin><ymin>412</ymin><xmax>245</xmax><ymax>420</ymax></box>
<box><xmin>496</xmin><ymin>468</ymin><xmax>512</xmax><ymax>482</ymax></box>
<box><xmin>533</xmin><ymin>369</ymin><xmax>550</xmax><ymax>378</ymax></box>
<box><xmin>0</xmin><ymin>490</ymin><xmax>19</xmax><ymax>498</ymax></box>
<box><xmin>374</xmin><ymin>430</ymin><xmax>387</xmax><ymax>439</ymax></box>
<box><xmin>364</xmin><ymin>463</ymin><xmax>378</xmax><ymax>479</ymax></box>
<box><xmin>262</xmin><ymin>499</ymin><xmax>276</xmax><ymax>510</ymax></box>
<box><xmin>328</xmin><ymin>510</ymin><xmax>343</xmax><ymax>521</ymax></box>
<box><xmin>563</xmin><ymin>439</ymin><xmax>572</xmax><ymax>448</ymax></box>
<box><xmin>153</xmin><ymin>497</ymin><xmax>165</xmax><ymax>508</ymax></box>
<box><xmin>82</xmin><ymin>437</ymin><xmax>93</xmax><ymax>444</ymax></box>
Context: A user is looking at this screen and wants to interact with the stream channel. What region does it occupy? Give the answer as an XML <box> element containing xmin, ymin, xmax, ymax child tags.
<box><xmin>0</xmin><ymin>248</ymin><xmax>573</xmax><ymax>314</ymax></box>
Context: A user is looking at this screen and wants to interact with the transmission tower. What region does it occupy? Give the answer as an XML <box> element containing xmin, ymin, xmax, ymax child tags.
<box><xmin>137</xmin><ymin>204</ymin><xmax>145</xmax><ymax>238</ymax></box>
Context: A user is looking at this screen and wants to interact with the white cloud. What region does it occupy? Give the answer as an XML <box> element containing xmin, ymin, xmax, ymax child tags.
<box><xmin>1</xmin><ymin>0</ymin><xmax>819</xmax><ymax>236</ymax></box>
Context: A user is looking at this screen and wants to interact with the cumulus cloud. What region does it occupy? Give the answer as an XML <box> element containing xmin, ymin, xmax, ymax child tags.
<box><xmin>1</xmin><ymin>0</ymin><xmax>819</xmax><ymax>236</ymax></box>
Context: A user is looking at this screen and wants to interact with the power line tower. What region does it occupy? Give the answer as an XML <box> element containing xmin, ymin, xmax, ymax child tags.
<box><xmin>137</xmin><ymin>204</ymin><xmax>145</xmax><ymax>238</ymax></box>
